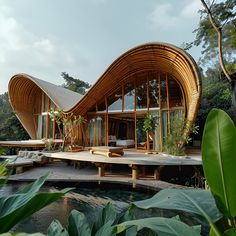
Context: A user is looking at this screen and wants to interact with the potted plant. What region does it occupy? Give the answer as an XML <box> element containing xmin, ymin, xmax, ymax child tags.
<box><xmin>49</xmin><ymin>109</ymin><xmax>86</xmax><ymax>151</ymax></box>
<box><xmin>143</xmin><ymin>114</ymin><xmax>158</xmax><ymax>153</ymax></box>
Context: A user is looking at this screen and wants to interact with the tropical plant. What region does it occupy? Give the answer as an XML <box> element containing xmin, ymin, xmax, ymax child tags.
<box><xmin>143</xmin><ymin>115</ymin><xmax>159</xmax><ymax>151</ymax></box>
<box><xmin>4</xmin><ymin>108</ymin><xmax>235</xmax><ymax>235</ymax></box>
<box><xmin>0</xmin><ymin>174</ymin><xmax>72</xmax><ymax>233</ymax></box>
<box><xmin>49</xmin><ymin>109</ymin><xmax>86</xmax><ymax>151</ymax></box>
<box><xmin>47</xmin><ymin>201</ymin><xmax>200</xmax><ymax>236</ymax></box>
<box><xmin>127</xmin><ymin>109</ymin><xmax>236</xmax><ymax>235</ymax></box>
<box><xmin>0</xmin><ymin>161</ymin><xmax>11</xmax><ymax>189</ymax></box>
<box><xmin>163</xmin><ymin>113</ymin><xmax>198</xmax><ymax>156</ymax></box>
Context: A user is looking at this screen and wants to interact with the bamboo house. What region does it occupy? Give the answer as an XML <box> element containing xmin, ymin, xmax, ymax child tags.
<box><xmin>8</xmin><ymin>42</ymin><xmax>201</xmax><ymax>152</ymax></box>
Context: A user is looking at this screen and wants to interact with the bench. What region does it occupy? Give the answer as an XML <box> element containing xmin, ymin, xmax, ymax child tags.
<box><xmin>90</xmin><ymin>146</ymin><xmax>124</xmax><ymax>157</ymax></box>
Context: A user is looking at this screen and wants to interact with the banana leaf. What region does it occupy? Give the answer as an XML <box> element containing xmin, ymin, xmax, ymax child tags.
<box><xmin>202</xmin><ymin>109</ymin><xmax>236</xmax><ymax>218</ymax></box>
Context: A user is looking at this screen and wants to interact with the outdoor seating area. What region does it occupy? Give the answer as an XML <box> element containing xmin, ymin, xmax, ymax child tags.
<box><xmin>0</xmin><ymin>151</ymin><xmax>48</xmax><ymax>173</ymax></box>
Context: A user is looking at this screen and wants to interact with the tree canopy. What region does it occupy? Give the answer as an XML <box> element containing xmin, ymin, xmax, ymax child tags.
<box><xmin>0</xmin><ymin>93</ymin><xmax>29</xmax><ymax>142</ymax></box>
<box><xmin>194</xmin><ymin>0</ymin><xmax>236</xmax><ymax>70</ymax></box>
<box><xmin>61</xmin><ymin>72</ymin><xmax>91</xmax><ymax>94</ymax></box>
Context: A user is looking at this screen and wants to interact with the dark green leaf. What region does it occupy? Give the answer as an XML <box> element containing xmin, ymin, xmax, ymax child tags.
<box><xmin>0</xmin><ymin>174</ymin><xmax>72</xmax><ymax>233</ymax></box>
<box><xmin>68</xmin><ymin>210</ymin><xmax>91</xmax><ymax>236</ymax></box>
<box><xmin>133</xmin><ymin>188</ymin><xmax>221</xmax><ymax>223</ymax></box>
<box><xmin>202</xmin><ymin>109</ymin><xmax>236</xmax><ymax>217</ymax></box>
<box><xmin>115</xmin><ymin>217</ymin><xmax>201</xmax><ymax>236</ymax></box>
<box><xmin>48</xmin><ymin>219</ymin><xmax>69</xmax><ymax>236</ymax></box>
<box><xmin>94</xmin><ymin>202</ymin><xmax>117</xmax><ymax>232</ymax></box>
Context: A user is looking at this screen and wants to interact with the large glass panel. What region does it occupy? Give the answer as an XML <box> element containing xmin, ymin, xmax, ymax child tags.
<box><xmin>124</xmin><ymin>82</ymin><xmax>135</xmax><ymax>111</ymax></box>
<box><xmin>170</xmin><ymin>110</ymin><xmax>184</xmax><ymax>133</ymax></box>
<box><xmin>36</xmin><ymin>115</ymin><xmax>42</xmax><ymax>139</ymax></box>
<box><xmin>162</xmin><ymin>111</ymin><xmax>168</xmax><ymax>146</ymax></box>
<box><xmin>48</xmin><ymin>117</ymin><xmax>53</xmax><ymax>138</ymax></box>
<box><xmin>136</xmin><ymin>114</ymin><xmax>146</xmax><ymax>149</ymax></box>
<box><xmin>149</xmin><ymin>112</ymin><xmax>161</xmax><ymax>151</ymax></box>
<box><xmin>87</xmin><ymin>116</ymin><xmax>105</xmax><ymax>146</ymax></box>
<box><xmin>136</xmin><ymin>77</ymin><xmax>147</xmax><ymax>110</ymax></box>
<box><xmin>160</xmin><ymin>74</ymin><xmax>167</xmax><ymax>108</ymax></box>
<box><xmin>108</xmin><ymin>87</ymin><xmax>122</xmax><ymax>112</ymax></box>
<box><xmin>149</xmin><ymin>75</ymin><xmax>160</xmax><ymax>109</ymax></box>
<box><xmin>42</xmin><ymin>115</ymin><xmax>47</xmax><ymax>138</ymax></box>
<box><xmin>168</xmin><ymin>77</ymin><xmax>184</xmax><ymax>108</ymax></box>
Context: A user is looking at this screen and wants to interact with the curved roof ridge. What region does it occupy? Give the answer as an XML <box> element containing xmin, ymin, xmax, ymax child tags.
<box><xmin>9</xmin><ymin>73</ymin><xmax>83</xmax><ymax>111</ymax></box>
<box><xmin>68</xmin><ymin>42</ymin><xmax>201</xmax><ymax>114</ymax></box>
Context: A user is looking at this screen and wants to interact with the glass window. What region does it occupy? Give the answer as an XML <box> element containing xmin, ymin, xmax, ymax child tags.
<box><xmin>136</xmin><ymin>77</ymin><xmax>147</xmax><ymax>110</ymax></box>
<box><xmin>162</xmin><ymin>111</ymin><xmax>168</xmax><ymax>142</ymax></box>
<box><xmin>108</xmin><ymin>87</ymin><xmax>122</xmax><ymax>112</ymax></box>
<box><xmin>168</xmin><ymin>77</ymin><xmax>184</xmax><ymax>108</ymax></box>
<box><xmin>124</xmin><ymin>82</ymin><xmax>135</xmax><ymax>111</ymax></box>
<box><xmin>160</xmin><ymin>74</ymin><xmax>167</xmax><ymax>108</ymax></box>
<box><xmin>149</xmin><ymin>75</ymin><xmax>160</xmax><ymax>109</ymax></box>
<box><xmin>149</xmin><ymin>112</ymin><xmax>161</xmax><ymax>151</ymax></box>
<box><xmin>36</xmin><ymin>115</ymin><xmax>41</xmax><ymax>139</ymax></box>
<box><xmin>87</xmin><ymin>116</ymin><xmax>105</xmax><ymax>146</ymax></box>
<box><xmin>44</xmin><ymin>96</ymin><xmax>49</xmax><ymax>112</ymax></box>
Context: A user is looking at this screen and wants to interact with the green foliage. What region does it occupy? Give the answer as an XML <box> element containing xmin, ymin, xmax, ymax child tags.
<box><xmin>143</xmin><ymin>115</ymin><xmax>158</xmax><ymax>133</ymax></box>
<box><xmin>4</xmin><ymin>108</ymin><xmax>236</xmax><ymax>235</ymax></box>
<box><xmin>202</xmin><ymin>109</ymin><xmax>236</xmax><ymax>226</ymax></box>
<box><xmin>61</xmin><ymin>72</ymin><xmax>91</xmax><ymax>95</ymax></box>
<box><xmin>130</xmin><ymin>109</ymin><xmax>236</xmax><ymax>235</ymax></box>
<box><xmin>133</xmin><ymin>189</ymin><xmax>221</xmax><ymax>223</ymax></box>
<box><xmin>115</xmin><ymin>217</ymin><xmax>200</xmax><ymax>236</ymax></box>
<box><xmin>0</xmin><ymin>162</ymin><xmax>10</xmax><ymax>189</ymax></box>
<box><xmin>193</xmin><ymin>0</ymin><xmax>236</xmax><ymax>66</ymax></box>
<box><xmin>0</xmin><ymin>174</ymin><xmax>72</xmax><ymax>233</ymax></box>
<box><xmin>0</xmin><ymin>93</ymin><xmax>29</xmax><ymax>142</ymax></box>
<box><xmin>49</xmin><ymin>109</ymin><xmax>86</xmax><ymax>151</ymax></box>
<box><xmin>47</xmin><ymin>202</ymin><xmax>200</xmax><ymax>236</ymax></box>
<box><xmin>163</xmin><ymin>114</ymin><xmax>198</xmax><ymax>156</ymax></box>
<box><xmin>0</xmin><ymin>233</ymin><xmax>45</xmax><ymax>236</ymax></box>
<box><xmin>47</xmin><ymin>202</ymin><xmax>123</xmax><ymax>236</ymax></box>
<box><xmin>198</xmin><ymin>68</ymin><xmax>231</xmax><ymax>120</ymax></box>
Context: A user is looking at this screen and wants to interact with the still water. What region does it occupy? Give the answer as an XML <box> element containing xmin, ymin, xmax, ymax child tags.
<box><xmin>1</xmin><ymin>182</ymin><xmax>153</xmax><ymax>233</ymax></box>
<box><xmin>1</xmin><ymin>182</ymin><xmax>208</xmax><ymax>235</ymax></box>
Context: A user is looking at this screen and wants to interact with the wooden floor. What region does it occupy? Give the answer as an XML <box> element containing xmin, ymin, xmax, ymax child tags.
<box><xmin>43</xmin><ymin>150</ymin><xmax>201</xmax><ymax>166</ymax></box>
<box><xmin>43</xmin><ymin>150</ymin><xmax>201</xmax><ymax>180</ymax></box>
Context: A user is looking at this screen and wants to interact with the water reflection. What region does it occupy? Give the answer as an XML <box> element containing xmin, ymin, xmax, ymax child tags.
<box><xmin>1</xmin><ymin>183</ymin><xmax>150</xmax><ymax>233</ymax></box>
<box><xmin>1</xmin><ymin>183</ymin><xmax>209</xmax><ymax>235</ymax></box>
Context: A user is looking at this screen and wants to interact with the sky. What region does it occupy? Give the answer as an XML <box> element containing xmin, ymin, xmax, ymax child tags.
<box><xmin>0</xmin><ymin>0</ymin><xmax>203</xmax><ymax>94</ymax></box>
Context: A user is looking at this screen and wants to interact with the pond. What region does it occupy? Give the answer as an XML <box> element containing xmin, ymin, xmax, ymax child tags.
<box><xmin>1</xmin><ymin>181</ymin><xmax>209</xmax><ymax>235</ymax></box>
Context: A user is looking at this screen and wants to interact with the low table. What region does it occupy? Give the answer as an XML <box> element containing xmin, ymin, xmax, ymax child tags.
<box><xmin>90</xmin><ymin>146</ymin><xmax>124</xmax><ymax>157</ymax></box>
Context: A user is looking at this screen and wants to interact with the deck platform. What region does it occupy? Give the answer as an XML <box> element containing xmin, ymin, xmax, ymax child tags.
<box><xmin>0</xmin><ymin>155</ymin><xmax>34</xmax><ymax>174</ymax></box>
<box><xmin>43</xmin><ymin>151</ymin><xmax>201</xmax><ymax>180</ymax></box>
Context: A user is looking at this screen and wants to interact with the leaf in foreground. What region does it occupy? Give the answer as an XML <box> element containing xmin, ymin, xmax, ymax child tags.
<box><xmin>202</xmin><ymin>108</ymin><xmax>236</xmax><ymax>218</ymax></box>
<box><xmin>0</xmin><ymin>175</ymin><xmax>72</xmax><ymax>233</ymax></box>
<box><xmin>133</xmin><ymin>189</ymin><xmax>222</xmax><ymax>224</ymax></box>
<box><xmin>115</xmin><ymin>217</ymin><xmax>201</xmax><ymax>236</ymax></box>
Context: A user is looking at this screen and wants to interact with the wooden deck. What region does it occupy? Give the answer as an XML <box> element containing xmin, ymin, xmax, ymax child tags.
<box><xmin>0</xmin><ymin>139</ymin><xmax>62</xmax><ymax>148</ymax></box>
<box><xmin>0</xmin><ymin>156</ymin><xmax>34</xmax><ymax>174</ymax></box>
<box><xmin>43</xmin><ymin>151</ymin><xmax>201</xmax><ymax>180</ymax></box>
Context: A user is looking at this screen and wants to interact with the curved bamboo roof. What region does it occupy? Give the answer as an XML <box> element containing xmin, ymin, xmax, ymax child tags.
<box><xmin>8</xmin><ymin>73</ymin><xmax>83</xmax><ymax>138</ymax></box>
<box><xmin>8</xmin><ymin>42</ymin><xmax>201</xmax><ymax>139</ymax></box>
<box><xmin>70</xmin><ymin>43</ymin><xmax>201</xmax><ymax>123</ymax></box>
